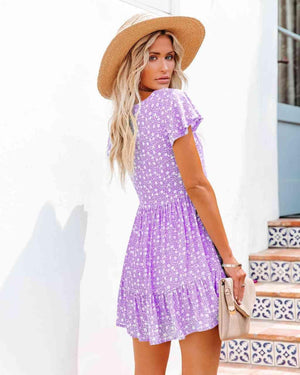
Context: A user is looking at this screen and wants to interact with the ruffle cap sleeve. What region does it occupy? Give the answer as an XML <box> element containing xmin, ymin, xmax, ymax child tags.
<box><xmin>165</xmin><ymin>89</ymin><xmax>204</xmax><ymax>146</ymax></box>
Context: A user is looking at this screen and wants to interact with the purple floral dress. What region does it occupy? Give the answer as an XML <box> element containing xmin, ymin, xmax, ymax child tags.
<box><xmin>107</xmin><ymin>88</ymin><xmax>226</xmax><ymax>345</ymax></box>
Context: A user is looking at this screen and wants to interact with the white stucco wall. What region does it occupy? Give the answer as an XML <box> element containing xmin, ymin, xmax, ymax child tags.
<box><xmin>0</xmin><ymin>0</ymin><xmax>278</xmax><ymax>374</ymax></box>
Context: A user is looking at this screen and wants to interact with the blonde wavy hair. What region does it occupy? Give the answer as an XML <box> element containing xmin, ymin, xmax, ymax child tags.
<box><xmin>107</xmin><ymin>14</ymin><xmax>188</xmax><ymax>190</ymax></box>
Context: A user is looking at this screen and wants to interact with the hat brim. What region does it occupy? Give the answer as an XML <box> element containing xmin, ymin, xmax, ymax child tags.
<box><xmin>97</xmin><ymin>15</ymin><xmax>205</xmax><ymax>99</ymax></box>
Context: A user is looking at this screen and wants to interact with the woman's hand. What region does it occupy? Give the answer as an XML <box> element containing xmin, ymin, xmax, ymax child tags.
<box><xmin>222</xmin><ymin>256</ymin><xmax>247</xmax><ymax>305</ymax></box>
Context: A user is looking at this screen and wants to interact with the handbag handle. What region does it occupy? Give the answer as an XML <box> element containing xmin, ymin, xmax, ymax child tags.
<box><xmin>222</xmin><ymin>280</ymin><xmax>236</xmax><ymax>314</ymax></box>
<box><xmin>221</xmin><ymin>278</ymin><xmax>253</xmax><ymax>318</ymax></box>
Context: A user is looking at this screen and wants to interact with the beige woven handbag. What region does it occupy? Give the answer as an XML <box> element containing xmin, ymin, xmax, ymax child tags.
<box><xmin>218</xmin><ymin>276</ymin><xmax>256</xmax><ymax>340</ymax></box>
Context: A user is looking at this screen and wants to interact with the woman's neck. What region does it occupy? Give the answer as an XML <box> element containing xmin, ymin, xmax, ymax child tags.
<box><xmin>139</xmin><ymin>84</ymin><xmax>154</xmax><ymax>101</ymax></box>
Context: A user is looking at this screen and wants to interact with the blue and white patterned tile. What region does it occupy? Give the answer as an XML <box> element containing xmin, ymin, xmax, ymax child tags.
<box><xmin>275</xmin><ymin>341</ymin><xmax>299</xmax><ymax>368</ymax></box>
<box><xmin>252</xmin><ymin>296</ymin><xmax>272</xmax><ymax>320</ymax></box>
<box><xmin>250</xmin><ymin>340</ymin><xmax>274</xmax><ymax>366</ymax></box>
<box><xmin>291</xmin><ymin>262</ymin><xmax>300</xmax><ymax>283</ymax></box>
<box><xmin>249</xmin><ymin>261</ymin><xmax>270</xmax><ymax>282</ymax></box>
<box><xmin>270</xmin><ymin>261</ymin><xmax>291</xmax><ymax>283</ymax></box>
<box><xmin>269</xmin><ymin>226</ymin><xmax>288</xmax><ymax>247</ymax></box>
<box><xmin>273</xmin><ymin>298</ymin><xmax>295</xmax><ymax>321</ymax></box>
<box><xmin>227</xmin><ymin>339</ymin><xmax>250</xmax><ymax>364</ymax></box>
<box><xmin>288</xmin><ymin>227</ymin><xmax>300</xmax><ymax>248</ymax></box>
<box><xmin>219</xmin><ymin>341</ymin><xmax>227</xmax><ymax>362</ymax></box>
<box><xmin>296</xmin><ymin>299</ymin><xmax>300</xmax><ymax>321</ymax></box>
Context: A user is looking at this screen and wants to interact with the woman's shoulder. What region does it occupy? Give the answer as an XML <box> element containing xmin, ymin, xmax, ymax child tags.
<box><xmin>156</xmin><ymin>88</ymin><xmax>199</xmax><ymax>113</ymax></box>
<box><xmin>160</xmin><ymin>88</ymin><xmax>204</xmax><ymax>146</ymax></box>
<box><xmin>152</xmin><ymin>87</ymin><xmax>191</xmax><ymax>108</ymax></box>
<box><xmin>154</xmin><ymin>87</ymin><xmax>186</xmax><ymax>99</ymax></box>
<box><xmin>133</xmin><ymin>88</ymin><xmax>188</xmax><ymax>111</ymax></box>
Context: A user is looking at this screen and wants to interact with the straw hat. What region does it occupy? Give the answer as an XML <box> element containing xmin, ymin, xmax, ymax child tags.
<box><xmin>97</xmin><ymin>13</ymin><xmax>205</xmax><ymax>99</ymax></box>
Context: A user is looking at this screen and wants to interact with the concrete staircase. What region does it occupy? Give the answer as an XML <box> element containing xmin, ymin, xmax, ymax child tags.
<box><xmin>218</xmin><ymin>218</ymin><xmax>300</xmax><ymax>374</ymax></box>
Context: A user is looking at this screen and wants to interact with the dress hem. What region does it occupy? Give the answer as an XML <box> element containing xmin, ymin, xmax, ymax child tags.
<box><xmin>116</xmin><ymin>319</ymin><xmax>220</xmax><ymax>346</ymax></box>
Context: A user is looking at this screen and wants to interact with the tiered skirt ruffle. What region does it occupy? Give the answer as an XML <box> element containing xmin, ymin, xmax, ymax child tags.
<box><xmin>116</xmin><ymin>194</ymin><xmax>227</xmax><ymax>345</ymax></box>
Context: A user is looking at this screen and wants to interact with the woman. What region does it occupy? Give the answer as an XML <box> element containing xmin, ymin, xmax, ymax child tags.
<box><xmin>97</xmin><ymin>13</ymin><xmax>246</xmax><ymax>375</ymax></box>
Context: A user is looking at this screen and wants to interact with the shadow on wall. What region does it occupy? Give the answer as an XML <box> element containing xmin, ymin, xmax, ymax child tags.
<box><xmin>0</xmin><ymin>203</ymin><xmax>88</xmax><ymax>375</ymax></box>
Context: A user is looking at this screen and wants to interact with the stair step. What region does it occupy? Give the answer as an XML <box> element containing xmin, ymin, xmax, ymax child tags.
<box><xmin>255</xmin><ymin>282</ymin><xmax>300</xmax><ymax>298</ymax></box>
<box><xmin>219</xmin><ymin>218</ymin><xmax>300</xmax><ymax>371</ymax></box>
<box><xmin>249</xmin><ymin>249</ymin><xmax>300</xmax><ymax>262</ymax></box>
<box><xmin>218</xmin><ymin>362</ymin><xmax>300</xmax><ymax>374</ymax></box>
<box><xmin>249</xmin><ymin>249</ymin><xmax>300</xmax><ymax>283</ymax></box>
<box><xmin>219</xmin><ymin>321</ymin><xmax>300</xmax><ymax>369</ymax></box>
<box><xmin>252</xmin><ymin>283</ymin><xmax>300</xmax><ymax>321</ymax></box>
<box><xmin>268</xmin><ymin>222</ymin><xmax>300</xmax><ymax>248</ymax></box>
<box><xmin>268</xmin><ymin>218</ymin><xmax>300</xmax><ymax>227</ymax></box>
<box><xmin>245</xmin><ymin>320</ymin><xmax>300</xmax><ymax>342</ymax></box>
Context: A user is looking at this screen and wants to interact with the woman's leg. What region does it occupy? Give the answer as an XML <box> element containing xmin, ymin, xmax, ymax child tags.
<box><xmin>132</xmin><ymin>337</ymin><xmax>171</xmax><ymax>375</ymax></box>
<box><xmin>179</xmin><ymin>325</ymin><xmax>221</xmax><ymax>375</ymax></box>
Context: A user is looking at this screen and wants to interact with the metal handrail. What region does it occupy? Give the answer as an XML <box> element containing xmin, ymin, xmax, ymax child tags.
<box><xmin>278</xmin><ymin>25</ymin><xmax>300</xmax><ymax>42</ymax></box>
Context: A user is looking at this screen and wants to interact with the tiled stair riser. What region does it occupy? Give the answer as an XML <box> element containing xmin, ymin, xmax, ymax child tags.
<box><xmin>252</xmin><ymin>297</ymin><xmax>300</xmax><ymax>321</ymax></box>
<box><xmin>249</xmin><ymin>260</ymin><xmax>300</xmax><ymax>283</ymax></box>
<box><xmin>269</xmin><ymin>227</ymin><xmax>300</xmax><ymax>248</ymax></box>
<box><xmin>223</xmin><ymin>220</ymin><xmax>300</xmax><ymax>371</ymax></box>
<box><xmin>219</xmin><ymin>339</ymin><xmax>300</xmax><ymax>368</ymax></box>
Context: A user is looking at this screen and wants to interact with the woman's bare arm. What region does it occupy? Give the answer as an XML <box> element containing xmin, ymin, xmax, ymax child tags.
<box><xmin>172</xmin><ymin>126</ymin><xmax>232</xmax><ymax>259</ymax></box>
<box><xmin>172</xmin><ymin>125</ymin><xmax>246</xmax><ymax>303</ymax></box>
